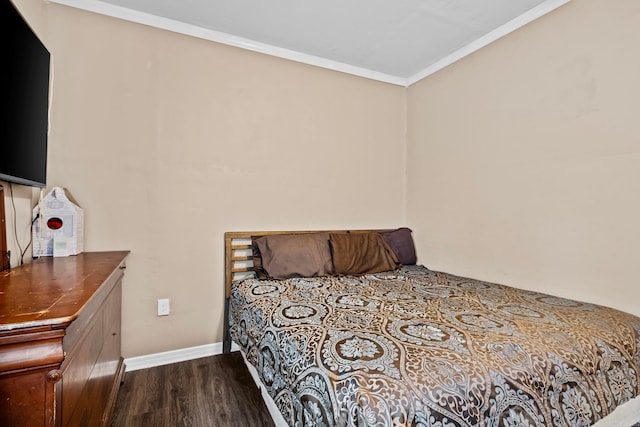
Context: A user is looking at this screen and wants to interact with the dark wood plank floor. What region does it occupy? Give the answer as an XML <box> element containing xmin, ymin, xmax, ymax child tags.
<box><xmin>110</xmin><ymin>352</ymin><xmax>275</xmax><ymax>427</ymax></box>
<box><xmin>110</xmin><ymin>352</ymin><xmax>640</xmax><ymax>427</ymax></box>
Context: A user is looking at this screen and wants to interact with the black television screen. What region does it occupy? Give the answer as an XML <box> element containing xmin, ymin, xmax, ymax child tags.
<box><xmin>0</xmin><ymin>1</ymin><xmax>50</xmax><ymax>188</ymax></box>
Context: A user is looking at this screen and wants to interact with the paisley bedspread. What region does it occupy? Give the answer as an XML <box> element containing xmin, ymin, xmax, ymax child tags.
<box><xmin>229</xmin><ymin>265</ymin><xmax>640</xmax><ymax>426</ymax></box>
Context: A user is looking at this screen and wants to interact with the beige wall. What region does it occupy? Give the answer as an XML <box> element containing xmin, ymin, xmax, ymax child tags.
<box><xmin>10</xmin><ymin>1</ymin><xmax>406</xmax><ymax>357</ymax></box>
<box><xmin>407</xmin><ymin>0</ymin><xmax>640</xmax><ymax>317</ymax></box>
<box><xmin>8</xmin><ymin>0</ymin><xmax>639</xmax><ymax>359</ymax></box>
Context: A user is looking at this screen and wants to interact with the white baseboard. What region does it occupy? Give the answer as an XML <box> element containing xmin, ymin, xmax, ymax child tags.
<box><xmin>124</xmin><ymin>341</ymin><xmax>239</xmax><ymax>372</ymax></box>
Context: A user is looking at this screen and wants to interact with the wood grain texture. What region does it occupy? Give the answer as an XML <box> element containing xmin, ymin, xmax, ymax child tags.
<box><xmin>0</xmin><ymin>252</ymin><xmax>128</xmax><ymax>427</ymax></box>
<box><xmin>0</xmin><ymin>251</ymin><xmax>130</xmax><ymax>330</ymax></box>
<box><xmin>111</xmin><ymin>353</ymin><xmax>275</xmax><ymax>427</ymax></box>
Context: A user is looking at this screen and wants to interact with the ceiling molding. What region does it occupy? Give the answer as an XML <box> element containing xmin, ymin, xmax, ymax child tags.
<box><xmin>406</xmin><ymin>0</ymin><xmax>571</xmax><ymax>86</ymax></box>
<box><xmin>49</xmin><ymin>0</ymin><xmax>569</xmax><ymax>87</ymax></box>
<box><xmin>48</xmin><ymin>0</ymin><xmax>408</xmax><ymax>86</ymax></box>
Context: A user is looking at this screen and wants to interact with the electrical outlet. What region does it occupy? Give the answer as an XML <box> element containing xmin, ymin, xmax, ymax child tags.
<box><xmin>157</xmin><ymin>298</ymin><xmax>170</xmax><ymax>316</ymax></box>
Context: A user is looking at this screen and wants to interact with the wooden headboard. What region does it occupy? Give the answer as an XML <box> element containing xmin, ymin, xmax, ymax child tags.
<box><xmin>222</xmin><ymin>229</ymin><xmax>393</xmax><ymax>353</ymax></box>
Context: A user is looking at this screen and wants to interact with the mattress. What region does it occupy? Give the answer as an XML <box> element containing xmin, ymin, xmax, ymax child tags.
<box><xmin>230</xmin><ymin>265</ymin><xmax>640</xmax><ymax>426</ymax></box>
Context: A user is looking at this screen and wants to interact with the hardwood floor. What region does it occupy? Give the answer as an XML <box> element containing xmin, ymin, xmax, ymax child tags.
<box><xmin>109</xmin><ymin>352</ymin><xmax>640</xmax><ymax>427</ymax></box>
<box><xmin>110</xmin><ymin>352</ymin><xmax>275</xmax><ymax>427</ymax></box>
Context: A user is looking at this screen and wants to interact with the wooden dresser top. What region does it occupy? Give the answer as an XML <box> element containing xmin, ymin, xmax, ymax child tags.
<box><xmin>0</xmin><ymin>251</ymin><xmax>129</xmax><ymax>332</ymax></box>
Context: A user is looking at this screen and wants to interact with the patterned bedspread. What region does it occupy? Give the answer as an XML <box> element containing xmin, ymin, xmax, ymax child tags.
<box><xmin>229</xmin><ymin>265</ymin><xmax>640</xmax><ymax>426</ymax></box>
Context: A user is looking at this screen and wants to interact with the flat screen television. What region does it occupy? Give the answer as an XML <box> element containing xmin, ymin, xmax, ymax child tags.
<box><xmin>0</xmin><ymin>1</ymin><xmax>50</xmax><ymax>188</ymax></box>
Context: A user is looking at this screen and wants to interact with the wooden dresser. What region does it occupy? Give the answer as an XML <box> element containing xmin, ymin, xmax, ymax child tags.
<box><xmin>0</xmin><ymin>251</ymin><xmax>129</xmax><ymax>427</ymax></box>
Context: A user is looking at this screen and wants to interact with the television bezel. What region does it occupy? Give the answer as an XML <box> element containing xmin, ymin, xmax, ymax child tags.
<box><xmin>0</xmin><ymin>1</ymin><xmax>51</xmax><ymax>189</ymax></box>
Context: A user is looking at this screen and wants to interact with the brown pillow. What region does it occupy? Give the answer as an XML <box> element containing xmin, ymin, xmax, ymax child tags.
<box><xmin>380</xmin><ymin>227</ymin><xmax>417</xmax><ymax>265</ymax></box>
<box><xmin>330</xmin><ymin>232</ymin><xmax>399</xmax><ymax>275</ymax></box>
<box><xmin>254</xmin><ymin>233</ymin><xmax>334</xmax><ymax>279</ymax></box>
<box><xmin>251</xmin><ymin>240</ymin><xmax>268</xmax><ymax>279</ymax></box>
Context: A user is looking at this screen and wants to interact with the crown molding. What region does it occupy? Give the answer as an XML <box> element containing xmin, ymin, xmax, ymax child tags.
<box><xmin>50</xmin><ymin>0</ymin><xmax>569</xmax><ymax>87</ymax></box>
<box><xmin>48</xmin><ymin>0</ymin><xmax>408</xmax><ymax>86</ymax></box>
<box><xmin>406</xmin><ymin>0</ymin><xmax>570</xmax><ymax>86</ymax></box>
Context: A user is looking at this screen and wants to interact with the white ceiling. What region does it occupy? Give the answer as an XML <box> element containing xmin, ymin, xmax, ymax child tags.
<box><xmin>50</xmin><ymin>0</ymin><xmax>569</xmax><ymax>86</ymax></box>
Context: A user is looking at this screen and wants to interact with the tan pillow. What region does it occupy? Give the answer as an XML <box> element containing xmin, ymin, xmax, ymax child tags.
<box><xmin>330</xmin><ymin>232</ymin><xmax>399</xmax><ymax>275</ymax></box>
<box><xmin>255</xmin><ymin>233</ymin><xmax>334</xmax><ymax>279</ymax></box>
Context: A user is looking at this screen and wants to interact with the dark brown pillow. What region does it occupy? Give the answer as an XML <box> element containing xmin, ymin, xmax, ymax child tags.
<box><xmin>330</xmin><ymin>232</ymin><xmax>399</xmax><ymax>275</ymax></box>
<box><xmin>254</xmin><ymin>233</ymin><xmax>334</xmax><ymax>279</ymax></box>
<box><xmin>251</xmin><ymin>240</ymin><xmax>268</xmax><ymax>279</ymax></box>
<box><xmin>380</xmin><ymin>227</ymin><xmax>417</xmax><ymax>265</ymax></box>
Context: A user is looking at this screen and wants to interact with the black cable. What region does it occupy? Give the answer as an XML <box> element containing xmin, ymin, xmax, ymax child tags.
<box><xmin>8</xmin><ymin>183</ymin><xmax>30</xmax><ymax>266</ymax></box>
<box><xmin>21</xmin><ymin>214</ymin><xmax>38</xmax><ymax>262</ymax></box>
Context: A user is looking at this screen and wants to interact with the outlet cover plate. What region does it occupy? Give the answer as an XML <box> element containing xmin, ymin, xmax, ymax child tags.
<box><xmin>157</xmin><ymin>298</ymin><xmax>170</xmax><ymax>316</ymax></box>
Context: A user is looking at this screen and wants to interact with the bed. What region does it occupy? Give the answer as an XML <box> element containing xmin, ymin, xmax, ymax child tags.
<box><xmin>222</xmin><ymin>229</ymin><xmax>640</xmax><ymax>427</ymax></box>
